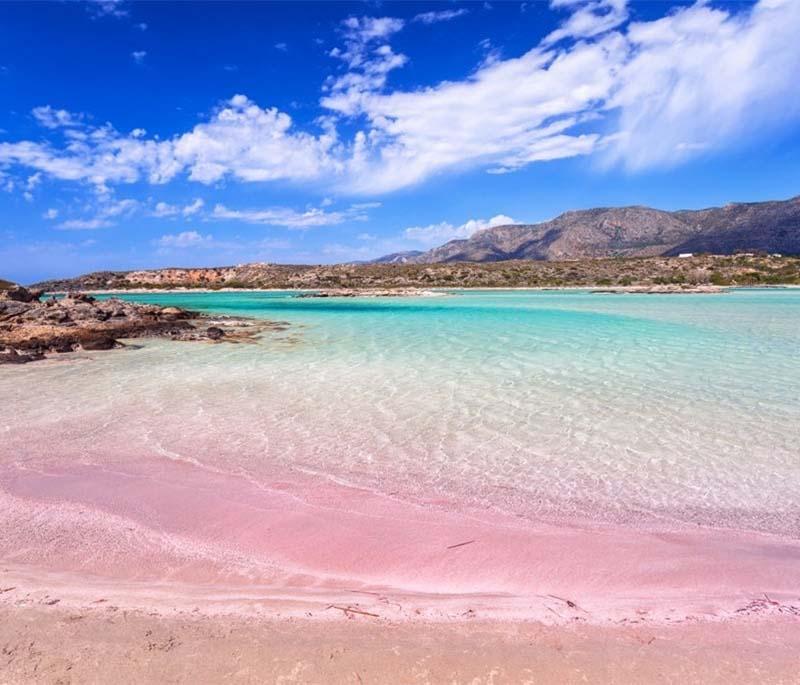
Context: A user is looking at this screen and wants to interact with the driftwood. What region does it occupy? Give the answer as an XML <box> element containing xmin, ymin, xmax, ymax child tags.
<box><xmin>326</xmin><ymin>605</ymin><xmax>380</xmax><ymax>618</ymax></box>
<box><xmin>446</xmin><ymin>539</ymin><xmax>476</xmax><ymax>550</ymax></box>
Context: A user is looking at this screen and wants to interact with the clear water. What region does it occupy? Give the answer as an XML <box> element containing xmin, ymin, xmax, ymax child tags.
<box><xmin>4</xmin><ymin>289</ymin><xmax>800</xmax><ymax>535</ymax></box>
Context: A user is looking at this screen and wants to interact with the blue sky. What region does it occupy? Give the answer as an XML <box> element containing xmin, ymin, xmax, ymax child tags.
<box><xmin>2</xmin><ymin>0</ymin><xmax>800</xmax><ymax>283</ymax></box>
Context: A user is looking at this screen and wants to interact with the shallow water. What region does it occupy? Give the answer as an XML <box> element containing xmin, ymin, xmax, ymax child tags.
<box><xmin>3</xmin><ymin>288</ymin><xmax>800</xmax><ymax>536</ymax></box>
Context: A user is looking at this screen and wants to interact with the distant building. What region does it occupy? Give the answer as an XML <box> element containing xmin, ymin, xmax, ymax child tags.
<box><xmin>678</xmin><ymin>253</ymin><xmax>693</xmax><ymax>258</ymax></box>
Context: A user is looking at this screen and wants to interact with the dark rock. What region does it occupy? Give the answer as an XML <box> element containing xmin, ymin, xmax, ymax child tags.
<box><xmin>79</xmin><ymin>336</ymin><xmax>118</xmax><ymax>351</ymax></box>
<box><xmin>0</xmin><ymin>347</ymin><xmax>44</xmax><ymax>364</ymax></box>
<box><xmin>1</xmin><ymin>286</ymin><xmax>42</xmax><ymax>303</ymax></box>
<box><xmin>206</xmin><ymin>326</ymin><xmax>225</xmax><ymax>340</ymax></box>
<box><xmin>50</xmin><ymin>340</ymin><xmax>76</xmax><ymax>353</ymax></box>
<box><xmin>65</xmin><ymin>292</ymin><xmax>96</xmax><ymax>303</ymax></box>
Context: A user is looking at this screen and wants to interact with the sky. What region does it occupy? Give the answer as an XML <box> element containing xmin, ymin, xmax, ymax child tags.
<box><xmin>1</xmin><ymin>0</ymin><xmax>800</xmax><ymax>283</ymax></box>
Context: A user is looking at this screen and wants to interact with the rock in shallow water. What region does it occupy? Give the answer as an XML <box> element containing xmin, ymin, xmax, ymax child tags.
<box><xmin>79</xmin><ymin>335</ymin><xmax>119</xmax><ymax>351</ymax></box>
<box><xmin>0</xmin><ymin>290</ymin><xmax>275</xmax><ymax>363</ymax></box>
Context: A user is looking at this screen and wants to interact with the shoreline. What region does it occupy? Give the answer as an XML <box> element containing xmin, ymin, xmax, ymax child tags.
<box><xmin>41</xmin><ymin>284</ymin><xmax>800</xmax><ymax>295</ymax></box>
<box><xmin>2</xmin><ymin>456</ymin><xmax>798</xmax><ymax>629</ymax></box>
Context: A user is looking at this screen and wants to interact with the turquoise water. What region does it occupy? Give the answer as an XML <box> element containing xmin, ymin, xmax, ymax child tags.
<box><xmin>5</xmin><ymin>289</ymin><xmax>800</xmax><ymax>534</ymax></box>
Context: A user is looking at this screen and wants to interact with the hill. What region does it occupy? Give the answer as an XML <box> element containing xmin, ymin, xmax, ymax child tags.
<box><xmin>376</xmin><ymin>196</ymin><xmax>800</xmax><ymax>263</ymax></box>
<box><xmin>31</xmin><ymin>255</ymin><xmax>800</xmax><ymax>291</ymax></box>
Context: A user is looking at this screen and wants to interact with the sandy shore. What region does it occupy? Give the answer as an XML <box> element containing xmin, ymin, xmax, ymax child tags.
<box><xmin>2</xmin><ymin>469</ymin><xmax>799</xmax><ymax>683</ymax></box>
<box><xmin>2</xmin><ymin>599</ymin><xmax>799</xmax><ymax>684</ymax></box>
<box><xmin>1</xmin><ymin>455</ymin><xmax>799</xmax><ymax>682</ymax></box>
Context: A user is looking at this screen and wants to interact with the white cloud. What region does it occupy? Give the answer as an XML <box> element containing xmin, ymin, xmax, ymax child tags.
<box><xmin>182</xmin><ymin>198</ymin><xmax>204</xmax><ymax>216</ymax></box>
<box><xmin>544</xmin><ymin>0</ymin><xmax>628</xmax><ymax>44</ymax></box>
<box><xmin>340</xmin><ymin>16</ymin><xmax>405</xmax><ymax>49</ymax></box>
<box><xmin>334</xmin><ymin>36</ymin><xmax>623</xmax><ymax>192</ymax></box>
<box><xmin>156</xmin><ymin>231</ymin><xmax>215</xmax><ymax>248</ymax></box>
<box><xmin>57</xmin><ymin>197</ymin><xmax>138</xmax><ymax>230</ymax></box>
<box><xmin>413</xmin><ymin>9</ymin><xmax>469</xmax><ymax>25</ymax></box>
<box><xmin>171</xmin><ymin>95</ymin><xmax>340</xmax><ymax>184</ymax></box>
<box><xmin>131</xmin><ymin>51</ymin><xmax>147</xmax><ymax>64</ymax></box>
<box><xmin>604</xmin><ymin>0</ymin><xmax>800</xmax><ymax>170</ymax></box>
<box><xmin>152</xmin><ymin>201</ymin><xmax>179</xmax><ymax>217</ymax></box>
<box><xmin>151</xmin><ymin>198</ymin><xmax>204</xmax><ymax>218</ymax></box>
<box><xmin>32</xmin><ymin>106</ymin><xmax>84</xmax><ymax>129</ymax></box>
<box><xmin>323</xmin><ymin>16</ymin><xmax>408</xmax><ymax>116</ymax></box>
<box><xmin>26</xmin><ymin>172</ymin><xmax>42</xmax><ymax>190</ymax></box>
<box><xmin>1</xmin><ymin>1</ymin><xmax>798</xmax><ymax>197</ymax></box>
<box><xmin>58</xmin><ymin>218</ymin><xmax>113</xmax><ymax>230</ymax></box>
<box><xmin>99</xmin><ymin>198</ymin><xmax>138</xmax><ymax>218</ymax></box>
<box><xmin>43</xmin><ymin>208</ymin><xmax>59</xmax><ymax>220</ymax></box>
<box><xmin>404</xmin><ymin>214</ymin><xmax>516</xmax><ymax>245</ymax></box>
<box><xmin>274</xmin><ymin>42</ymin><xmax>288</xmax><ymax>52</ymax></box>
<box><xmin>212</xmin><ymin>202</ymin><xmax>369</xmax><ymax>229</ymax></box>
<box><xmin>86</xmin><ymin>0</ymin><xmax>128</xmax><ymax>18</ymax></box>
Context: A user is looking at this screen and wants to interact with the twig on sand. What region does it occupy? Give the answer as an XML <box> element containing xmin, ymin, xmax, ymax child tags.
<box><xmin>547</xmin><ymin>594</ymin><xmax>588</xmax><ymax>613</ymax></box>
<box><xmin>326</xmin><ymin>605</ymin><xmax>380</xmax><ymax>618</ymax></box>
<box><xmin>446</xmin><ymin>539</ymin><xmax>476</xmax><ymax>550</ymax></box>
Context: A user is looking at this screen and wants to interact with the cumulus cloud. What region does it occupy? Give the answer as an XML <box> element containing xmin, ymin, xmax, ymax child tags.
<box><xmin>172</xmin><ymin>95</ymin><xmax>341</xmax><ymax>183</ymax></box>
<box><xmin>32</xmin><ymin>106</ymin><xmax>84</xmax><ymax>129</ymax></box>
<box><xmin>404</xmin><ymin>214</ymin><xmax>516</xmax><ymax>245</ymax></box>
<box><xmin>1</xmin><ymin>1</ymin><xmax>798</xmax><ymax>197</ymax></box>
<box><xmin>131</xmin><ymin>50</ymin><xmax>147</xmax><ymax>64</ymax></box>
<box><xmin>151</xmin><ymin>198</ymin><xmax>205</xmax><ymax>218</ymax></box>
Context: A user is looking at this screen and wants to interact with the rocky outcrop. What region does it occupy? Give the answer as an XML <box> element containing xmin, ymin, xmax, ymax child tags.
<box><xmin>0</xmin><ymin>287</ymin><xmax>269</xmax><ymax>364</ymax></box>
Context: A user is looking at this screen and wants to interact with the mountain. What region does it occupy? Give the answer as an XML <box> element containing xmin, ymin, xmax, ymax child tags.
<box><xmin>382</xmin><ymin>196</ymin><xmax>800</xmax><ymax>263</ymax></box>
<box><xmin>370</xmin><ymin>250</ymin><xmax>425</xmax><ymax>264</ymax></box>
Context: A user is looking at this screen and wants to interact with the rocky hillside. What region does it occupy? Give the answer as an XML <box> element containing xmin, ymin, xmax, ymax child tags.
<box><xmin>31</xmin><ymin>255</ymin><xmax>800</xmax><ymax>291</ymax></box>
<box><xmin>375</xmin><ymin>196</ymin><xmax>800</xmax><ymax>263</ymax></box>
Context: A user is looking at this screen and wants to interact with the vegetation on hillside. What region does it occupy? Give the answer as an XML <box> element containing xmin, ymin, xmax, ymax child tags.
<box><xmin>32</xmin><ymin>255</ymin><xmax>800</xmax><ymax>291</ymax></box>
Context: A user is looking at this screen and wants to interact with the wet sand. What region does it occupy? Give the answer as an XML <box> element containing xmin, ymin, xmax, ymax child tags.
<box><xmin>1</xmin><ymin>456</ymin><xmax>800</xmax><ymax>682</ymax></box>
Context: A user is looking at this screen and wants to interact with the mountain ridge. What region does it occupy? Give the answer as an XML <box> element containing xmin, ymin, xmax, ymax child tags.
<box><xmin>373</xmin><ymin>196</ymin><xmax>800</xmax><ymax>264</ymax></box>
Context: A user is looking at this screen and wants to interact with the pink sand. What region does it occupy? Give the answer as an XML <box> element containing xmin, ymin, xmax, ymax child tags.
<box><xmin>2</xmin><ymin>456</ymin><xmax>799</xmax><ymax>623</ymax></box>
